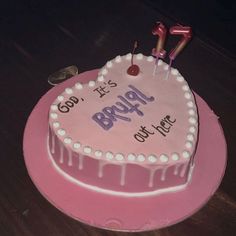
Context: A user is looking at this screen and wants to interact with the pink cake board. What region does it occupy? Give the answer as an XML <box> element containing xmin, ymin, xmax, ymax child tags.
<box><xmin>23</xmin><ymin>69</ymin><xmax>227</xmax><ymax>232</ymax></box>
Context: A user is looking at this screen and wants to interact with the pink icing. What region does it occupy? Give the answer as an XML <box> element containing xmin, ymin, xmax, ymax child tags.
<box><xmin>48</xmin><ymin>54</ymin><xmax>198</xmax><ymax>195</ymax></box>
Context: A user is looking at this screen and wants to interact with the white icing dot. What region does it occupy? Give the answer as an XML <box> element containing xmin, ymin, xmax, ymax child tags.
<box><xmin>125</xmin><ymin>53</ymin><xmax>132</xmax><ymax>60</ymax></box>
<box><xmin>137</xmin><ymin>154</ymin><xmax>145</xmax><ymax>162</ymax></box>
<box><xmin>115</xmin><ymin>55</ymin><xmax>121</xmax><ymax>63</ymax></box>
<box><xmin>88</xmin><ymin>80</ymin><xmax>96</xmax><ymax>87</ymax></box>
<box><xmin>187</xmin><ymin>101</ymin><xmax>194</xmax><ymax>107</ymax></box>
<box><xmin>65</xmin><ymin>88</ymin><xmax>73</xmax><ymax>94</ymax></box>
<box><xmin>136</xmin><ymin>53</ymin><xmax>143</xmax><ymax>60</ymax></box>
<box><xmin>171</xmin><ymin>153</ymin><xmax>179</xmax><ymax>161</ymax></box>
<box><xmin>97</xmin><ymin>75</ymin><xmax>104</xmax><ymax>82</ymax></box>
<box><xmin>176</xmin><ymin>76</ymin><xmax>184</xmax><ymax>82</ymax></box>
<box><xmin>189</xmin><ymin>126</ymin><xmax>196</xmax><ymax>133</ymax></box>
<box><xmin>148</xmin><ymin>155</ymin><xmax>157</xmax><ymax>163</ymax></box>
<box><xmin>57</xmin><ymin>95</ymin><xmax>64</xmax><ymax>101</ymax></box>
<box><xmin>84</xmin><ymin>146</ymin><xmax>92</xmax><ymax>154</ymax></box>
<box><xmin>101</xmin><ymin>68</ymin><xmax>108</xmax><ymax>75</ymax></box>
<box><xmin>187</xmin><ymin>134</ymin><xmax>194</xmax><ymax>141</ymax></box>
<box><xmin>183</xmin><ymin>151</ymin><xmax>190</xmax><ymax>159</ymax></box>
<box><xmin>158</xmin><ymin>60</ymin><xmax>163</xmax><ymax>66</ymax></box>
<box><xmin>64</xmin><ymin>137</ymin><xmax>72</xmax><ymax>144</ymax></box>
<box><xmin>75</xmin><ymin>82</ymin><xmax>83</xmax><ymax>90</ymax></box>
<box><xmin>127</xmin><ymin>153</ymin><xmax>136</xmax><ymax>161</ymax></box>
<box><xmin>106</xmin><ymin>61</ymin><xmax>112</xmax><ymax>68</ymax></box>
<box><xmin>163</xmin><ymin>64</ymin><xmax>169</xmax><ymax>70</ymax></box>
<box><xmin>106</xmin><ymin>152</ymin><xmax>114</xmax><ymax>160</ymax></box>
<box><xmin>185</xmin><ymin>141</ymin><xmax>193</xmax><ymax>149</ymax></box>
<box><xmin>184</xmin><ymin>92</ymin><xmax>191</xmax><ymax>99</ymax></box>
<box><xmin>147</xmin><ymin>56</ymin><xmax>154</xmax><ymax>62</ymax></box>
<box><xmin>53</xmin><ymin>122</ymin><xmax>60</xmax><ymax>128</ymax></box>
<box><xmin>189</xmin><ymin>117</ymin><xmax>197</xmax><ymax>124</ymax></box>
<box><xmin>51</xmin><ymin>104</ymin><xmax>58</xmax><ymax>111</ymax></box>
<box><xmin>171</xmin><ymin>68</ymin><xmax>178</xmax><ymax>75</ymax></box>
<box><xmin>160</xmin><ymin>154</ymin><xmax>169</xmax><ymax>163</ymax></box>
<box><xmin>115</xmin><ymin>153</ymin><xmax>124</xmax><ymax>161</ymax></box>
<box><xmin>73</xmin><ymin>142</ymin><xmax>81</xmax><ymax>149</ymax></box>
<box><xmin>182</xmin><ymin>85</ymin><xmax>189</xmax><ymax>91</ymax></box>
<box><xmin>188</xmin><ymin>109</ymin><xmax>195</xmax><ymax>115</ymax></box>
<box><xmin>50</xmin><ymin>113</ymin><xmax>58</xmax><ymax>119</ymax></box>
<box><xmin>57</xmin><ymin>129</ymin><xmax>66</xmax><ymax>136</ymax></box>
<box><xmin>95</xmin><ymin>150</ymin><xmax>102</xmax><ymax>157</ymax></box>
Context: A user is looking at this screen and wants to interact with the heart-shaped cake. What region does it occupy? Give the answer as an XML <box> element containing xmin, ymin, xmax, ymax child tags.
<box><xmin>48</xmin><ymin>53</ymin><xmax>198</xmax><ymax>196</ymax></box>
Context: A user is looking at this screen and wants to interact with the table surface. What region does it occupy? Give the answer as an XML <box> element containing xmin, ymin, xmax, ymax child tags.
<box><xmin>0</xmin><ymin>1</ymin><xmax>236</xmax><ymax>236</ymax></box>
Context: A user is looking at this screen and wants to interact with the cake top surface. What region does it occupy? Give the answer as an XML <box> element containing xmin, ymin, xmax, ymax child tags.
<box><xmin>49</xmin><ymin>54</ymin><xmax>198</xmax><ymax>165</ymax></box>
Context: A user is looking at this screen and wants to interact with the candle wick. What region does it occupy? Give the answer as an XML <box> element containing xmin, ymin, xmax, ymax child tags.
<box><xmin>131</xmin><ymin>41</ymin><xmax>138</xmax><ymax>65</ymax></box>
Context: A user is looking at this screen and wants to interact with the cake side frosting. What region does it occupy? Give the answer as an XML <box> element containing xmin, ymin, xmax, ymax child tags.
<box><xmin>48</xmin><ymin>54</ymin><xmax>198</xmax><ymax>196</ymax></box>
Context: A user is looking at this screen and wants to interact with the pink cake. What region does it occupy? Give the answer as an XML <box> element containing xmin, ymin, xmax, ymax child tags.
<box><xmin>48</xmin><ymin>53</ymin><xmax>198</xmax><ymax>197</ymax></box>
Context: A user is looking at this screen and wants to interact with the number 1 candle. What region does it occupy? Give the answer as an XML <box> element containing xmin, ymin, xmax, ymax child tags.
<box><xmin>152</xmin><ymin>22</ymin><xmax>167</xmax><ymax>75</ymax></box>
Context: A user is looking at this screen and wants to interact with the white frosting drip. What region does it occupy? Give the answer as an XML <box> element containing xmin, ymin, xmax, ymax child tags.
<box><xmin>120</xmin><ymin>164</ymin><xmax>126</xmax><ymax>186</ymax></box>
<box><xmin>59</xmin><ymin>143</ymin><xmax>64</xmax><ymax>164</ymax></box>
<box><xmin>148</xmin><ymin>169</ymin><xmax>156</xmax><ymax>187</ymax></box>
<box><xmin>78</xmin><ymin>154</ymin><xmax>84</xmax><ymax>170</ymax></box>
<box><xmin>98</xmin><ymin>160</ymin><xmax>106</xmax><ymax>177</ymax></box>
<box><xmin>180</xmin><ymin>163</ymin><xmax>188</xmax><ymax>177</ymax></box>
<box><xmin>51</xmin><ymin>131</ymin><xmax>55</xmax><ymax>154</ymax></box>
<box><xmin>48</xmin><ymin>134</ymin><xmax>194</xmax><ymax>197</ymax></box>
<box><xmin>174</xmin><ymin>163</ymin><xmax>182</xmax><ymax>175</ymax></box>
<box><xmin>161</xmin><ymin>167</ymin><xmax>168</xmax><ymax>181</ymax></box>
<box><xmin>67</xmin><ymin>149</ymin><xmax>73</xmax><ymax>166</ymax></box>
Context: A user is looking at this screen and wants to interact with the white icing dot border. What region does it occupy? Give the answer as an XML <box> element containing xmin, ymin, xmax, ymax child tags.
<box><xmin>49</xmin><ymin>54</ymin><xmax>198</xmax><ymax>164</ymax></box>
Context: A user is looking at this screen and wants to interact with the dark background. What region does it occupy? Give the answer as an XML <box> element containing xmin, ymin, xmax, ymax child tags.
<box><xmin>0</xmin><ymin>1</ymin><xmax>235</xmax><ymax>236</ymax></box>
